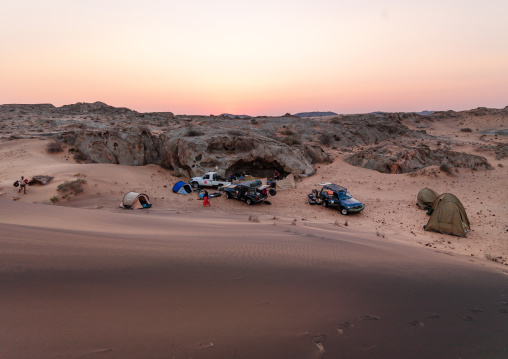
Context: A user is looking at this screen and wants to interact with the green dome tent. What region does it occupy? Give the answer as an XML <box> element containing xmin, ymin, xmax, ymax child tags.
<box><xmin>416</xmin><ymin>188</ymin><xmax>439</xmax><ymax>210</ymax></box>
<box><xmin>430</xmin><ymin>193</ymin><xmax>470</xmax><ymax>228</ymax></box>
<box><xmin>424</xmin><ymin>193</ymin><xmax>470</xmax><ymax>237</ymax></box>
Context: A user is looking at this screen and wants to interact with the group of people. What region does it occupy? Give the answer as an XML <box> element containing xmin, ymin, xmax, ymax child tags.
<box><xmin>229</xmin><ymin>171</ymin><xmax>246</xmax><ymax>183</ymax></box>
<box><xmin>229</xmin><ymin>170</ymin><xmax>281</xmax><ymax>184</ymax></box>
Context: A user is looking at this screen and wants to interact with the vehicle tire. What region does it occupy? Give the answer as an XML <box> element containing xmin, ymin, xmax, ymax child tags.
<box><xmin>269</xmin><ymin>188</ymin><xmax>277</xmax><ymax>196</ymax></box>
<box><xmin>191</xmin><ymin>181</ymin><xmax>199</xmax><ymax>189</ymax></box>
<box><xmin>340</xmin><ymin>207</ymin><xmax>348</xmax><ymax>215</ymax></box>
<box><xmin>226</xmin><ymin>192</ymin><xmax>231</xmax><ymax>199</ymax></box>
<box><xmin>322</xmin><ymin>201</ymin><xmax>328</xmax><ymax>208</ymax></box>
<box><xmin>246</xmin><ymin>198</ymin><xmax>253</xmax><ymax>205</ymax></box>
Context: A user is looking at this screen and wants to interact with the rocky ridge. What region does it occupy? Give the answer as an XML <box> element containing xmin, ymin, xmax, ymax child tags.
<box><xmin>0</xmin><ymin>102</ymin><xmax>501</xmax><ymax>177</ymax></box>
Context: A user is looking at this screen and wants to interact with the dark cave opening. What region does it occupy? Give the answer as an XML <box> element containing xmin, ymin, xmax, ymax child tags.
<box><xmin>225</xmin><ymin>159</ymin><xmax>289</xmax><ymax>179</ymax></box>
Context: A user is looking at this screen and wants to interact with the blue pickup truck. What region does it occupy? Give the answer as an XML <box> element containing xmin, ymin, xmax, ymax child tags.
<box><xmin>308</xmin><ymin>183</ymin><xmax>365</xmax><ymax>215</ymax></box>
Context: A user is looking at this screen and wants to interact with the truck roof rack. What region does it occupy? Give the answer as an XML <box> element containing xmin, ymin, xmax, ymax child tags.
<box><xmin>322</xmin><ymin>183</ymin><xmax>347</xmax><ymax>192</ymax></box>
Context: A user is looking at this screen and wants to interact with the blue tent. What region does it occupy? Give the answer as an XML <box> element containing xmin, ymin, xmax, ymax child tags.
<box><xmin>172</xmin><ymin>181</ymin><xmax>193</xmax><ymax>195</ymax></box>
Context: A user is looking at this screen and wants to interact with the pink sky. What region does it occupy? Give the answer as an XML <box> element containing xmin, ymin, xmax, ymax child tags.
<box><xmin>1</xmin><ymin>1</ymin><xmax>507</xmax><ymax>115</ymax></box>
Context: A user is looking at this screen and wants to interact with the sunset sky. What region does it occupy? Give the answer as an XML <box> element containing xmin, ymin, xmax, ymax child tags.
<box><xmin>1</xmin><ymin>0</ymin><xmax>507</xmax><ymax>115</ymax></box>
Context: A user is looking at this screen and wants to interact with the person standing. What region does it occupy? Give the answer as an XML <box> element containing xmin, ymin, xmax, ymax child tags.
<box><xmin>274</xmin><ymin>170</ymin><xmax>280</xmax><ymax>181</ymax></box>
<box><xmin>19</xmin><ymin>176</ymin><xmax>28</xmax><ymax>194</ymax></box>
<box><xmin>202</xmin><ymin>190</ymin><xmax>211</xmax><ymax>207</ymax></box>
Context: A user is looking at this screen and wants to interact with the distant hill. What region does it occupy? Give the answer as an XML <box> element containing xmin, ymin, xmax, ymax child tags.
<box><xmin>294</xmin><ymin>111</ymin><xmax>338</xmax><ymax>118</ymax></box>
<box><xmin>220</xmin><ymin>114</ymin><xmax>252</xmax><ymax>119</ymax></box>
<box><xmin>414</xmin><ymin>110</ymin><xmax>435</xmax><ymax>116</ymax></box>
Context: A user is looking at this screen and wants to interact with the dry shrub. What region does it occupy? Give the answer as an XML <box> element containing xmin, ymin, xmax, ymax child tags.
<box><xmin>460</xmin><ymin>128</ymin><xmax>473</xmax><ymax>132</ymax></box>
<box><xmin>440</xmin><ymin>163</ymin><xmax>454</xmax><ymax>176</ymax></box>
<box><xmin>319</xmin><ymin>133</ymin><xmax>333</xmax><ymax>146</ymax></box>
<box><xmin>282</xmin><ymin>136</ymin><xmax>300</xmax><ymax>146</ymax></box>
<box><xmin>57</xmin><ymin>178</ymin><xmax>87</xmax><ymax>195</ymax></box>
<box><xmin>46</xmin><ymin>140</ymin><xmax>63</xmax><ymax>153</ymax></box>
<box><xmin>283</xmin><ymin>129</ymin><xmax>294</xmax><ymax>136</ymax></box>
<box><xmin>73</xmin><ymin>151</ymin><xmax>88</xmax><ymax>163</ymax></box>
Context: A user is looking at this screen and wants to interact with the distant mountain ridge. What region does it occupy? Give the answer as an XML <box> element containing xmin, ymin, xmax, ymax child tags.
<box><xmin>220</xmin><ymin>113</ymin><xmax>252</xmax><ymax>119</ymax></box>
<box><xmin>294</xmin><ymin>111</ymin><xmax>338</xmax><ymax>118</ymax></box>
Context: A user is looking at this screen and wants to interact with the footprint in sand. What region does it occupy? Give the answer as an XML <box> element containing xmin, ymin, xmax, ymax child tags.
<box><xmin>498</xmin><ymin>309</ymin><xmax>508</xmax><ymax>314</ymax></box>
<box><xmin>337</xmin><ymin>321</ymin><xmax>354</xmax><ymax>335</ymax></box>
<box><xmin>427</xmin><ymin>313</ymin><xmax>440</xmax><ymax>319</ymax></box>
<box><xmin>470</xmin><ymin>308</ymin><xmax>483</xmax><ymax>313</ymax></box>
<box><xmin>408</xmin><ymin>321</ymin><xmax>425</xmax><ymax>327</ymax></box>
<box><xmin>462</xmin><ymin>316</ymin><xmax>473</xmax><ymax>321</ymax></box>
<box><xmin>360</xmin><ymin>315</ymin><xmax>380</xmax><ymax>320</ymax></box>
<box><xmin>312</xmin><ymin>334</ymin><xmax>326</xmax><ymax>352</ymax></box>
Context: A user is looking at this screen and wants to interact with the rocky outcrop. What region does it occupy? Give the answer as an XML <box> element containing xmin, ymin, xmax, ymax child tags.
<box><xmin>0</xmin><ymin>104</ymin><xmax>56</xmax><ymax>113</ymax></box>
<box><xmin>299</xmin><ymin>144</ymin><xmax>333</xmax><ymax>164</ymax></box>
<box><xmin>345</xmin><ymin>145</ymin><xmax>492</xmax><ymax>174</ymax></box>
<box><xmin>60</xmin><ymin>127</ymin><xmax>161</xmax><ymax>166</ymax></box>
<box><xmin>29</xmin><ymin>175</ymin><xmax>54</xmax><ymax>185</ymax></box>
<box><xmin>59</xmin><ymin>127</ymin><xmax>318</xmax><ymax>178</ymax></box>
<box><xmin>159</xmin><ymin>128</ymin><xmax>316</xmax><ymax>177</ymax></box>
<box><xmin>478</xmin><ymin>143</ymin><xmax>508</xmax><ymax>160</ymax></box>
<box><xmin>56</xmin><ymin>101</ymin><xmax>136</xmax><ymax>115</ymax></box>
<box><xmin>328</xmin><ymin>114</ymin><xmax>425</xmax><ymax>147</ymax></box>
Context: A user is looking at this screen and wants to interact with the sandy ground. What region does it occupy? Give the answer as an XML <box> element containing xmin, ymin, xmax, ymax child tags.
<box><xmin>1</xmin><ymin>113</ymin><xmax>507</xmax><ymax>358</ymax></box>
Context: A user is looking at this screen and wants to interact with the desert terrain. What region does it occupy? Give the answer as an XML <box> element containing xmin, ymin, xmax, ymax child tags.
<box><xmin>1</xmin><ymin>103</ymin><xmax>507</xmax><ymax>358</ymax></box>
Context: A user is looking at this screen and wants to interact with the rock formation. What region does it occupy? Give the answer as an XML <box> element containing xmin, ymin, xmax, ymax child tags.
<box><xmin>345</xmin><ymin>145</ymin><xmax>492</xmax><ymax>174</ymax></box>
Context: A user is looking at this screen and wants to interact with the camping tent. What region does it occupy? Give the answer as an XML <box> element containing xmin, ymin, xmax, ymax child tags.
<box><xmin>172</xmin><ymin>181</ymin><xmax>193</xmax><ymax>195</ymax></box>
<box><xmin>416</xmin><ymin>188</ymin><xmax>439</xmax><ymax>210</ymax></box>
<box><xmin>424</xmin><ymin>199</ymin><xmax>470</xmax><ymax>237</ymax></box>
<box><xmin>121</xmin><ymin>192</ymin><xmax>152</xmax><ymax>209</ymax></box>
<box><xmin>275</xmin><ymin>173</ymin><xmax>296</xmax><ymax>191</ymax></box>
<box><xmin>430</xmin><ymin>193</ymin><xmax>470</xmax><ymax>227</ymax></box>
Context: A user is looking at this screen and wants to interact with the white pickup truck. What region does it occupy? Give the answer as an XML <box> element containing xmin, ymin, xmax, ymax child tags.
<box><xmin>190</xmin><ymin>172</ymin><xmax>231</xmax><ymax>188</ymax></box>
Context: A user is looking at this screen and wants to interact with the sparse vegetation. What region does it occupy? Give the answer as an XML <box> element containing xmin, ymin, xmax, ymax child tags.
<box><xmin>57</xmin><ymin>178</ymin><xmax>87</xmax><ymax>196</ymax></box>
<box><xmin>319</xmin><ymin>133</ymin><xmax>333</xmax><ymax>146</ymax></box>
<box><xmin>460</xmin><ymin>128</ymin><xmax>473</xmax><ymax>132</ymax></box>
<box><xmin>283</xmin><ymin>129</ymin><xmax>294</xmax><ymax>136</ymax></box>
<box><xmin>50</xmin><ymin>195</ymin><xmax>59</xmax><ymax>203</ymax></box>
<box><xmin>46</xmin><ymin>140</ymin><xmax>63</xmax><ymax>153</ymax></box>
<box><xmin>439</xmin><ymin>163</ymin><xmax>454</xmax><ymax>176</ymax></box>
<box><xmin>73</xmin><ymin>151</ymin><xmax>88</xmax><ymax>163</ymax></box>
<box><xmin>281</xmin><ymin>136</ymin><xmax>300</xmax><ymax>146</ymax></box>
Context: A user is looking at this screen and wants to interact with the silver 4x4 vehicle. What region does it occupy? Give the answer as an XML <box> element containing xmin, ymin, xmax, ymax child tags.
<box><xmin>308</xmin><ymin>183</ymin><xmax>365</xmax><ymax>215</ymax></box>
